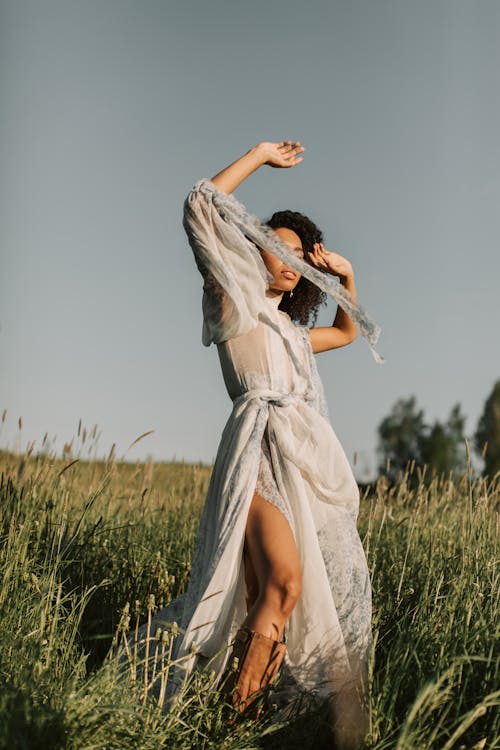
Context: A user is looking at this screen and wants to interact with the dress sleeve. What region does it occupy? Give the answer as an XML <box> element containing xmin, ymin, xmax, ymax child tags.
<box><xmin>182</xmin><ymin>177</ymin><xmax>271</xmax><ymax>346</ymax></box>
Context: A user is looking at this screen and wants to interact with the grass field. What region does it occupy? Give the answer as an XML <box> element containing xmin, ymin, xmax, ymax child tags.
<box><xmin>0</xmin><ymin>434</ymin><xmax>498</xmax><ymax>749</ymax></box>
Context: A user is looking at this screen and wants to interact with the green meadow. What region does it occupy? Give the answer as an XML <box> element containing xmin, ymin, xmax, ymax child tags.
<box><xmin>0</xmin><ymin>431</ymin><xmax>498</xmax><ymax>749</ymax></box>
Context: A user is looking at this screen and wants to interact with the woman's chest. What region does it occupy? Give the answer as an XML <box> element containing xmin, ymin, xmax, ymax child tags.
<box><xmin>216</xmin><ymin>318</ymin><xmax>311</xmax><ymax>399</ymax></box>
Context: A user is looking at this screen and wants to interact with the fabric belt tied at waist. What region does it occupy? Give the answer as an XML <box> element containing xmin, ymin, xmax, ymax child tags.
<box><xmin>232</xmin><ymin>387</ymin><xmax>309</xmax><ymax>409</ymax></box>
<box><xmin>231</xmin><ymin>387</ymin><xmax>359</xmax><ymax>513</ymax></box>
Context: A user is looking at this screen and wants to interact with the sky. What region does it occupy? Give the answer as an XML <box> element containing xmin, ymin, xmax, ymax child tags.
<box><xmin>1</xmin><ymin>0</ymin><xmax>499</xmax><ymax>481</ymax></box>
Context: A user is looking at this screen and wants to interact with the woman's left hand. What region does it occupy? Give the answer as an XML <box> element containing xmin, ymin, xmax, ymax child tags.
<box><xmin>308</xmin><ymin>243</ymin><xmax>353</xmax><ymax>280</ymax></box>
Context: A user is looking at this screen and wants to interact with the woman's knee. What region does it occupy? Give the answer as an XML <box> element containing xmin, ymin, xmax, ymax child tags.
<box><xmin>245</xmin><ymin>491</ymin><xmax>302</xmax><ymax>616</ymax></box>
<box><xmin>264</xmin><ymin>568</ymin><xmax>302</xmax><ymax>616</ymax></box>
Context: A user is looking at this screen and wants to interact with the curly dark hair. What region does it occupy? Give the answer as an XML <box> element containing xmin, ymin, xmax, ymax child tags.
<box><xmin>262</xmin><ymin>210</ymin><xmax>328</xmax><ymax>326</ymax></box>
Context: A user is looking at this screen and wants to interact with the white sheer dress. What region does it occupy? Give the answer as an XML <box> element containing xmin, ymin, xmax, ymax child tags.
<box><xmin>134</xmin><ymin>178</ymin><xmax>372</xmax><ymax>710</ymax></box>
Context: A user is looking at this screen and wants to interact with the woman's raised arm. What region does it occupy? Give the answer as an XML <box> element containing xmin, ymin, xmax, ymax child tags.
<box><xmin>210</xmin><ymin>141</ymin><xmax>305</xmax><ymax>195</ymax></box>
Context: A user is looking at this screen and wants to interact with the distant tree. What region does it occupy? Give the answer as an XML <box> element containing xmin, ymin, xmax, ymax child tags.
<box><xmin>420</xmin><ymin>403</ymin><xmax>467</xmax><ymax>478</ymax></box>
<box><xmin>474</xmin><ymin>380</ymin><xmax>500</xmax><ymax>477</ymax></box>
<box><xmin>377</xmin><ymin>398</ymin><xmax>468</xmax><ymax>484</ymax></box>
<box><xmin>376</xmin><ymin>396</ymin><xmax>426</xmax><ymax>483</ymax></box>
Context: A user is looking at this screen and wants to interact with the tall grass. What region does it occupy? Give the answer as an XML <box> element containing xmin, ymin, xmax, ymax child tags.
<box><xmin>0</xmin><ymin>428</ymin><xmax>498</xmax><ymax>749</ymax></box>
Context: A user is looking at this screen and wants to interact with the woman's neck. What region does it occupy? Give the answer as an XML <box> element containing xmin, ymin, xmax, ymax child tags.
<box><xmin>265</xmin><ymin>288</ymin><xmax>284</xmax><ymax>308</ymax></box>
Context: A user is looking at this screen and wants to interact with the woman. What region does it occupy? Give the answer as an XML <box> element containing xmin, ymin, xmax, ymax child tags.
<box><xmin>137</xmin><ymin>141</ymin><xmax>382</xmax><ymax>742</ymax></box>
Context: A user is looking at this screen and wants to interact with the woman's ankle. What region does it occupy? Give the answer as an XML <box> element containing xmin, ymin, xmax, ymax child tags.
<box><xmin>240</xmin><ymin>602</ymin><xmax>286</xmax><ymax>642</ymax></box>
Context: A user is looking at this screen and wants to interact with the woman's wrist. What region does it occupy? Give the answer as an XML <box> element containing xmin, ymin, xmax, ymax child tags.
<box><xmin>246</xmin><ymin>143</ymin><xmax>267</xmax><ymax>168</ymax></box>
<box><xmin>339</xmin><ymin>270</ymin><xmax>354</xmax><ymax>283</ymax></box>
<box><xmin>340</xmin><ymin>274</ymin><xmax>354</xmax><ymax>289</ymax></box>
<box><xmin>238</xmin><ymin>144</ymin><xmax>267</xmax><ymax>176</ymax></box>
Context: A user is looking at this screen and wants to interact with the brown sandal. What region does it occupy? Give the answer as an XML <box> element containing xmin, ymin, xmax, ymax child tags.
<box><xmin>221</xmin><ymin>626</ymin><xmax>287</xmax><ymax>716</ymax></box>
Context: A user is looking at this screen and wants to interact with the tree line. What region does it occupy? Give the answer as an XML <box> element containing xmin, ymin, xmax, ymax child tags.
<box><xmin>376</xmin><ymin>379</ymin><xmax>500</xmax><ymax>483</ymax></box>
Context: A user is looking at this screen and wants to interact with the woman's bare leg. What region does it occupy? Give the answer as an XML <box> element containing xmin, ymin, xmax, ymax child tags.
<box><xmin>243</xmin><ymin>540</ymin><xmax>259</xmax><ymax>613</ymax></box>
<box><xmin>237</xmin><ymin>491</ymin><xmax>302</xmax><ymax>703</ymax></box>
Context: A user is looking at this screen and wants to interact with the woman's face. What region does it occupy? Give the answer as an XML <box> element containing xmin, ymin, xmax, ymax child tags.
<box><xmin>260</xmin><ymin>227</ymin><xmax>304</xmax><ymax>294</ymax></box>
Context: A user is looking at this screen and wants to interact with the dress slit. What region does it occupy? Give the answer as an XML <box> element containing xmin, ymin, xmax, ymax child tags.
<box><xmin>244</xmin><ymin>442</ymin><xmax>297</xmax><ymax>645</ymax></box>
<box><xmin>252</xmin><ymin>432</ymin><xmax>295</xmax><ymax>532</ymax></box>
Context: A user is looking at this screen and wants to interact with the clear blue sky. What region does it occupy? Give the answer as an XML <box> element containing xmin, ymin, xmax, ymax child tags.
<box><xmin>1</xmin><ymin>0</ymin><xmax>498</xmax><ymax>480</ymax></box>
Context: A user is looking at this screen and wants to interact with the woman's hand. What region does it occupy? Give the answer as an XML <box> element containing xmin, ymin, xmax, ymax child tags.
<box><xmin>308</xmin><ymin>242</ymin><xmax>358</xmax><ymax>351</ymax></box>
<box><xmin>209</xmin><ymin>141</ymin><xmax>304</xmax><ymax>195</ymax></box>
<box><xmin>257</xmin><ymin>140</ymin><xmax>305</xmax><ymax>168</ymax></box>
<box><xmin>308</xmin><ymin>242</ymin><xmax>353</xmax><ymax>281</ymax></box>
